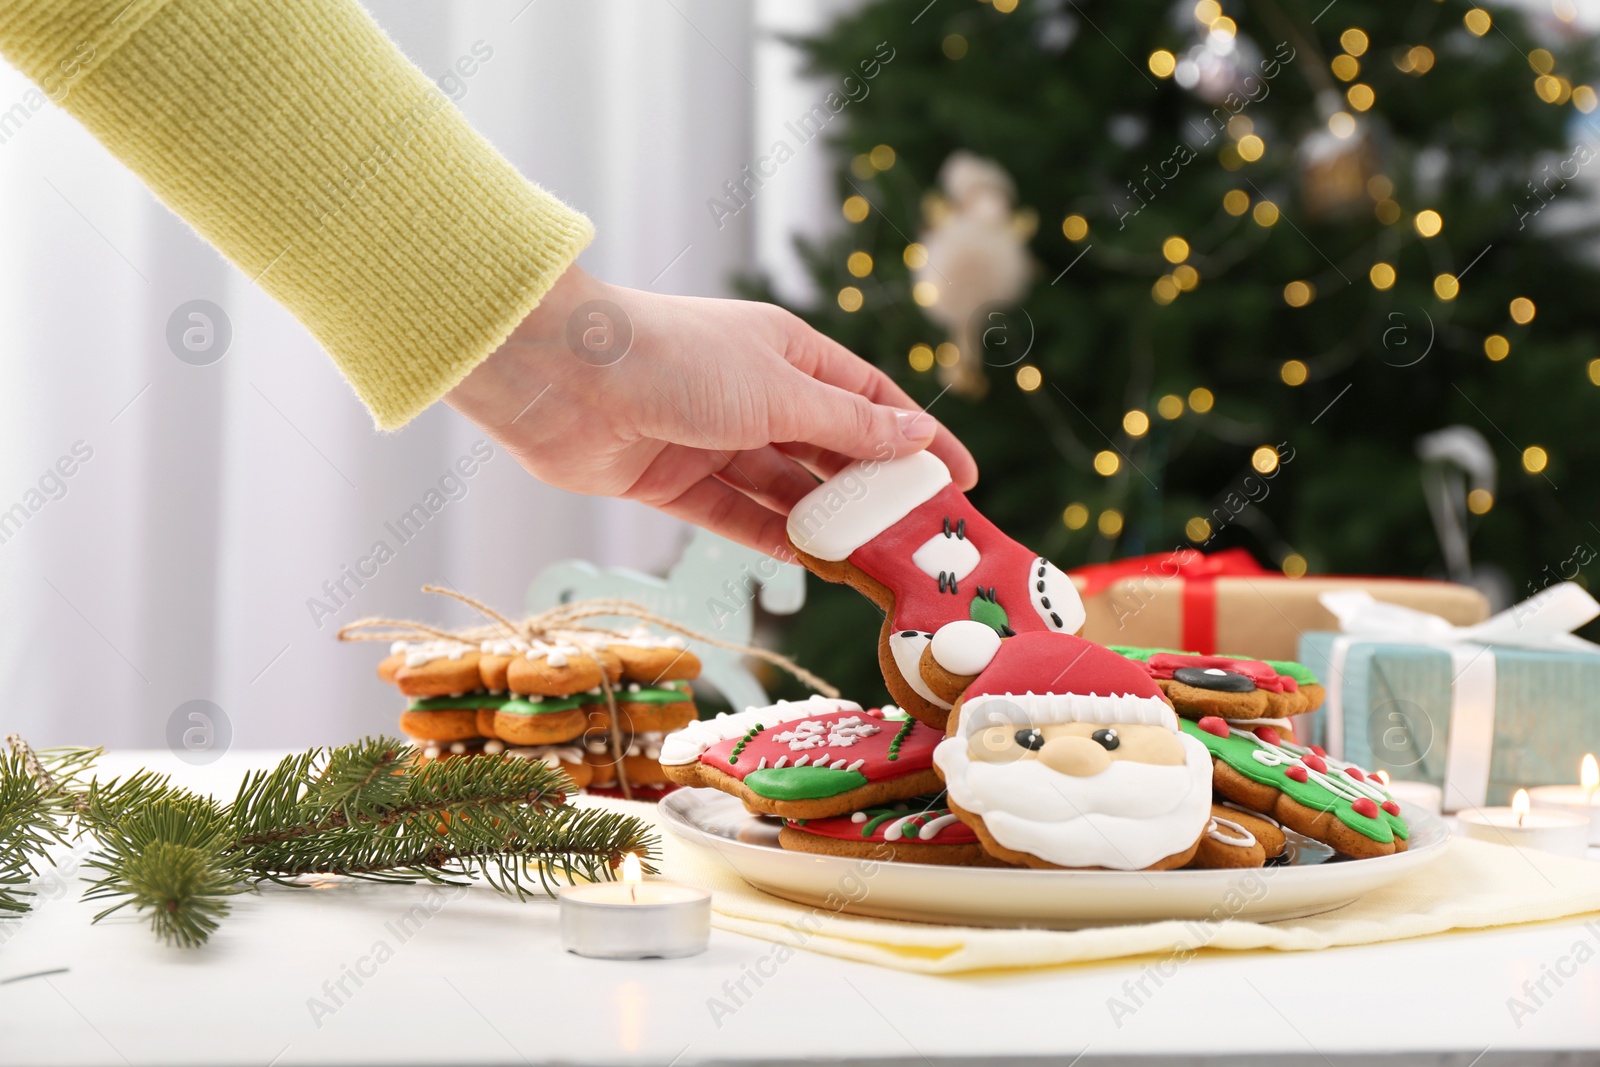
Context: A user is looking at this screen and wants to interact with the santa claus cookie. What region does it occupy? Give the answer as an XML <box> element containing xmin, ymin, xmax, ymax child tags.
<box><xmin>659</xmin><ymin>698</ymin><xmax>943</xmax><ymax>818</ymax></box>
<box><xmin>778</xmin><ymin>800</ymin><xmax>1008</xmax><ymax>866</ymax></box>
<box><xmin>1184</xmin><ymin>716</ymin><xmax>1408</xmax><ymax>859</ymax></box>
<box><xmin>1187</xmin><ymin>803</ymin><xmax>1287</xmax><ymax>869</ymax></box>
<box><xmin>786</xmin><ymin>452</ymin><xmax>1086</xmax><ymax>727</ymax></box>
<box><xmin>933</xmin><ymin>632</ymin><xmax>1213</xmax><ymax>870</ymax></box>
<box><xmin>1113</xmin><ymin>646</ymin><xmax>1325</xmax><ymax>719</ymax></box>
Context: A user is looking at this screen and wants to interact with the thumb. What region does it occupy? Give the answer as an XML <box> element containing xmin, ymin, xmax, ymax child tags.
<box><xmin>783</xmin><ymin>377</ymin><xmax>937</xmax><ymax>460</ymax></box>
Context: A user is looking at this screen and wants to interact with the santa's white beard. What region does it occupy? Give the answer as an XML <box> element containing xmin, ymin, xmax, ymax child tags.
<box><xmin>935</xmin><ymin>734</ymin><xmax>1213</xmax><ymax>869</ymax></box>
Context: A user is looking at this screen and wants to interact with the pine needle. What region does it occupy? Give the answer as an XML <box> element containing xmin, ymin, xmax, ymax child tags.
<box><xmin>70</xmin><ymin>736</ymin><xmax>659</xmax><ymax>947</ymax></box>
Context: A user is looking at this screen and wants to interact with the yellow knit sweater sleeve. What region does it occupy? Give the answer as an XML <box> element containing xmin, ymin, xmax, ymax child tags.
<box><xmin>0</xmin><ymin>0</ymin><xmax>593</xmax><ymax>429</ymax></box>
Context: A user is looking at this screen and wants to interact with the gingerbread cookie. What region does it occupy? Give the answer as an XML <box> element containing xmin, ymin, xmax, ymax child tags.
<box><xmin>583</xmin><ymin>680</ymin><xmax>699</xmax><ymax>734</ymax></box>
<box><xmin>505</xmin><ymin>638</ymin><xmax>619</xmax><ymax>696</ymax></box>
<box><xmin>381</xmin><ymin>641</ymin><xmax>482</xmax><ymax>697</ymax></box>
<box><xmin>778</xmin><ymin>800</ymin><xmax>1009</xmax><ymax>866</ymax></box>
<box><xmin>786</xmin><ymin>452</ymin><xmax>1086</xmax><ymax>727</ymax></box>
<box><xmin>579</xmin><ymin>627</ymin><xmax>703</xmax><ymax>685</ymax></box>
<box><xmin>660</xmin><ymin>697</ymin><xmax>943</xmax><ymax>818</ymax></box>
<box><xmin>932</xmin><ymin>632</ymin><xmax>1213</xmax><ymax>870</ymax></box>
<box><xmin>1184</xmin><ymin>716</ymin><xmax>1408</xmax><ymax>859</ymax></box>
<box><xmin>490</xmin><ymin>694</ymin><xmax>590</xmax><ymax>747</ymax></box>
<box><xmin>1187</xmin><ymin>803</ymin><xmax>1287</xmax><ymax>869</ymax></box>
<box><xmin>1113</xmin><ymin>646</ymin><xmax>1326</xmax><ymax>719</ymax></box>
<box><xmin>478</xmin><ymin>738</ymin><xmax>595</xmax><ymax>788</ymax></box>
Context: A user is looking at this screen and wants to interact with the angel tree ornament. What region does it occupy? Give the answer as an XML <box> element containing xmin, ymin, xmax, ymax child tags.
<box><xmin>912</xmin><ymin>152</ymin><xmax>1035</xmax><ymax>397</ymax></box>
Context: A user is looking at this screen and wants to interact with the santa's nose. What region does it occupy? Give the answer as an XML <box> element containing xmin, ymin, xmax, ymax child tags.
<box><xmin>1037</xmin><ymin>735</ymin><xmax>1113</xmax><ymax>777</ymax></box>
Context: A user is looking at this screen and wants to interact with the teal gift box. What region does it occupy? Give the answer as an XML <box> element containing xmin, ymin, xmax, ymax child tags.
<box><xmin>1297</xmin><ymin>631</ymin><xmax>1600</xmax><ymax>808</ymax></box>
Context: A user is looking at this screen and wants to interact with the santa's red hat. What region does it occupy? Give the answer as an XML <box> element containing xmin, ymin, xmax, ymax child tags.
<box><xmin>954</xmin><ymin>632</ymin><xmax>1177</xmax><ymax>737</ymax></box>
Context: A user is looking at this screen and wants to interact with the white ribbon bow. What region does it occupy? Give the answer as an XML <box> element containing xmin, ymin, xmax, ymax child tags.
<box><xmin>1320</xmin><ymin>582</ymin><xmax>1600</xmax><ymax>811</ymax></box>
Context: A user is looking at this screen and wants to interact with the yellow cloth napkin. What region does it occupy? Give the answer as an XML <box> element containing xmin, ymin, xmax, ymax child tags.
<box><xmin>584</xmin><ymin>796</ymin><xmax>1600</xmax><ymax>975</ymax></box>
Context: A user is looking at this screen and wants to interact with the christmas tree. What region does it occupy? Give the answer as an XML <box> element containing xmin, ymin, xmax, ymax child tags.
<box><xmin>745</xmin><ymin>0</ymin><xmax>1600</xmax><ymax>701</ymax></box>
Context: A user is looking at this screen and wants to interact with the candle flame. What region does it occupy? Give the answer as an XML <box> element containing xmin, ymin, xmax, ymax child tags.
<box><xmin>1513</xmin><ymin>789</ymin><xmax>1531</xmax><ymax>820</ymax></box>
<box><xmin>620</xmin><ymin>852</ymin><xmax>643</xmax><ymax>884</ymax></box>
<box><xmin>1373</xmin><ymin>769</ymin><xmax>1391</xmax><ymax>786</ymax></box>
<box><xmin>1582</xmin><ymin>754</ymin><xmax>1599</xmax><ymax>791</ymax></box>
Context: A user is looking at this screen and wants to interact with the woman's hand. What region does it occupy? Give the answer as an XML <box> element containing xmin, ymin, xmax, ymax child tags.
<box><xmin>446</xmin><ymin>265</ymin><xmax>977</xmax><ymax>557</ymax></box>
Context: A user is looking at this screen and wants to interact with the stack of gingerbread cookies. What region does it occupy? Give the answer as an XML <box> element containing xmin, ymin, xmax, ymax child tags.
<box><xmin>377</xmin><ymin>625</ymin><xmax>701</xmax><ymax>796</ymax></box>
<box><xmin>662</xmin><ymin>450</ymin><xmax>1409</xmax><ymax>869</ymax></box>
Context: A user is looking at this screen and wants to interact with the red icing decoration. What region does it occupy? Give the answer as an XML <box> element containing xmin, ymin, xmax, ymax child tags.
<box><xmin>785</xmin><ymin>807</ymin><xmax>979</xmax><ymax>845</ymax></box>
<box><xmin>1254</xmin><ymin>726</ymin><xmax>1282</xmax><ymax>746</ymax></box>
<box><xmin>964</xmin><ymin>632</ymin><xmax>1168</xmax><ymax>701</ymax></box>
<box><xmin>1143</xmin><ymin>653</ymin><xmax>1299</xmax><ymax>693</ymax></box>
<box><xmin>700</xmin><ymin>709</ymin><xmax>938</xmax><ymax>784</ymax></box>
<box><xmin>1310</xmin><ymin>745</ymin><xmax>1327</xmax><ymax>757</ymax></box>
<box><xmin>847</xmin><ymin>483</ymin><xmax>1056</xmax><ymax>634</ymax></box>
<box><xmin>1344</xmin><ymin>766</ymin><xmax>1366</xmax><ymax>782</ymax></box>
<box><xmin>1381</xmin><ymin>800</ymin><xmax>1402</xmax><ymax>816</ymax></box>
<box><xmin>1303</xmin><ymin>753</ymin><xmax>1328</xmax><ymax>774</ymax></box>
<box><xmin>1285</xmin><ymin>765</ymin><xmax>1309</xmax><ymax>783</ymax></box>
<box><xmin>1197</xmin><ymin>716</ymin><xmax>1231</xmax><ymax>738</ymax></box>
<box><xmin>1351</xmin><ymin>797</ymin><xmax>1379</xmax><ymax>818</ymax></box>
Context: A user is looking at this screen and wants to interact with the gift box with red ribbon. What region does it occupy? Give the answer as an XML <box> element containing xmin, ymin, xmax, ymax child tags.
<box><xmin>1067</xmin><ymin>548</ymin><xmax>1491</xmax><ymax>662</ymax></box>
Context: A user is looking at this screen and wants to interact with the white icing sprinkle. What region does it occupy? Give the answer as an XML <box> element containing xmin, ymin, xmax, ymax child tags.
<box><xmin>847</xmin><ymin>759</ymin><xmax>865</xmax><ymax>772</ymax></box>
<box><xmin>851</xmin><ymin>812</ymin><xmax>868</xmax><ymax>823</ymax></box>
<box><xmin>917</xmin><ymin>814</ymin><xmax>959</xmax><ymax>840</ymax></box>
<box><xmin>656</xmin><ymin>696</ymin><xmax>863</xmax><ymax>766</ymax></box>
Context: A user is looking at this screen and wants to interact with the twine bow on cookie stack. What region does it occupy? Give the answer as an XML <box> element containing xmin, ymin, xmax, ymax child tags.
<box><xmin>338</xmin><ymin>586</ymin><xmax>836</xmax><ymax>798</ymax></box>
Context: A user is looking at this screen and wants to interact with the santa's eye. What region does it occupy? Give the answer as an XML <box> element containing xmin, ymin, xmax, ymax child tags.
<box><xmin>1014</xmin><ymin>728</ymin><xmax>1045</xmax><ymax>751</ymax></box>
<box><xmin>1092</xmin><ymin>728</ymin><xmax>1120</xmax><ymax>751</ymax></box>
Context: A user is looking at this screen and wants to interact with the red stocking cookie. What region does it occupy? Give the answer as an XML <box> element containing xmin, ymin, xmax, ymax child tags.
<box><xmin>932</xmin><ymin>632</ymin><xmax>1213</xmax><ymax>870</ymax></box>
<box><xmin>786</xmin><ymin>452</ymin><xmax>1085</xmax><ymax>727</ymax></box>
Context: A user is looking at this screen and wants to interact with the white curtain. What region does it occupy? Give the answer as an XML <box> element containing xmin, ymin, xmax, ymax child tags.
<box><xmin>0</xmin><ymin>0</ymin><xmax>852</xmax><ymax>750</ymax></box>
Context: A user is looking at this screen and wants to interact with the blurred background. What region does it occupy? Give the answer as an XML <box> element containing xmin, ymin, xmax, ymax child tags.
<box><xmin>2</xmin><ymin>0</ymin><xmax>1598</xmax><ymax>747</ymax></box>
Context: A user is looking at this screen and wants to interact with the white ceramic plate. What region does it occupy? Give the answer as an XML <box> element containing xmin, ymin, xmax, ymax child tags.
<box><xmin>660</xmin><ymin>788</ymin><xmax>1451</xmax><ymax>928</ymax></box>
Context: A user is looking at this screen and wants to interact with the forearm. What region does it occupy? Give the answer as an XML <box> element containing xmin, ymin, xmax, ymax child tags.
<box><xmin>0</xmin><ymin>0</ymin><xmax>592</xmax><ymax>428</ymax></box>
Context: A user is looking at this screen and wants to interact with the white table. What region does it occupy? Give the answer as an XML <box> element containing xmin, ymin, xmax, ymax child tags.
<box><xmin>2</xmin><ymin>751</ymin><xmax>1597</xmax><ymax>1066</ymax></box>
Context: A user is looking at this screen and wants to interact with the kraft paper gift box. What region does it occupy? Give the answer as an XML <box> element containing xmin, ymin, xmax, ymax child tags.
<box><xmin>1068</xmin><ymin>548</ymin><xmax>1490</xmax><ymax>663</ymax></box>
<box><xmin>1296</xmin><ymin>583</ymin><xmax>1600</xmax><ymax>811</ymax></box>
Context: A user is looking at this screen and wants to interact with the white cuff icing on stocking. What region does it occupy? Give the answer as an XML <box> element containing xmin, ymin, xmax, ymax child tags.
<box><xmin>786</xmin><ymin>452</ymin><xmax>952</xmax><ymax>561</ymax></box>
<box><xmin>930</xmin><ymin>620</ymin><xmax>1003</xmax><ymax>677</ymax></box>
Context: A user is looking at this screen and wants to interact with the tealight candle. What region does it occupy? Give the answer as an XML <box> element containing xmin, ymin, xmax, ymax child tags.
<box><xmin>558</xmin><ymin>854</ymin><xmax>711</xmax><ymax>959</ymax></box>
<box><xmin>1526</xmin><ymin>753</ymin><xmax>1600</xmax><ymax>847</ymax></box>
<box><xmin>1457</xmin><ymin>789</ymin><xmax>1590</xmax><ymax>859</ymax></box>
<box><xmin>1371</xmin><ymin>770</ymin><xmax>1443</xmax><ymax>816</ymax></box>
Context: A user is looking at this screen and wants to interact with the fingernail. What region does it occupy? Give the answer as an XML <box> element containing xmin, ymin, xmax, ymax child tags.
<box><xmin>896</xmin><ymin>409</ymin><xmax>934</xmax><ymax>443</ymax></box>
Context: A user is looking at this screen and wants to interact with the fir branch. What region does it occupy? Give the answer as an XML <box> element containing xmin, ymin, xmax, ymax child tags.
<box><xmin>0</xmin><ymin>738</ymin><xmax>96</xmax><ymax>915</ymax></box>
<box><xmin>75</xmin><ymin>737</ymin><xmax>659</xmax><ymax>947</ymax></box>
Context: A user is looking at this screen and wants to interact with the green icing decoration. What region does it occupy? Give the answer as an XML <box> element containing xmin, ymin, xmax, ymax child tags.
<box><xmin>968</xmin><ymin>590</ymin><xmax>1010</xmax><ymax>635</ymax></box>
<box><xmin>614</xmin><ymin>684</ymin><xmax>694</xmax><ymax>705</ymax></box>
<box><xmin>409</xmin><ymin>685</ymin><xmax>689</xmax><ymax>716</ymax></box>
<box><xmin>406</xmin><ymin>693</ymin><xmax>503</xmax><ymax>712</ymax></box>
<box><xmin>408</xmin><ymin>692</ymin><xmax>589</xmax><ymax>715</ymax></box>
<box><xmin>1179</xmin><ymin>719</ymin><xmax>1406</xmax><ymax>843</ymax></box>
<box><xmin>1261</xmin><ymin>658</ymin><xmax>1319</xmax><ymax>686</ymax></box>
<box><xmin>497</xmin><ymin>696</ymin><xmax>588</xmax><ymax>716</ymax></box>
<box><xmin>886</xmin><ymin>717</ymin><xmax>915</xmax><ymax>761</ymax></box>
<box><xmin>743</xmin><ymin>766</ymin><xmax>869</xmax><ymax>800</ymax></box>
